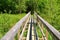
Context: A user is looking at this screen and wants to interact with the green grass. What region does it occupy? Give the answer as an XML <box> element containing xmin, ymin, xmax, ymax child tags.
<box><xmin>23</xmin><ymin>29</ymin><xmax>28</xmax><ymax>37</ymax></box>
<box><xmin>36</xmin><ymin>26</ymin><xmax>42</xmax><ymax>38</ymax></box>
<box><xmin>40</xmin><ymin>14</ymin><xmax>60</xmax><ymax>32</ymax></box>
<box><xmin>0</xmin><ymin>13</ymin><xmax>26</xmax><ymax>38</ymax></box>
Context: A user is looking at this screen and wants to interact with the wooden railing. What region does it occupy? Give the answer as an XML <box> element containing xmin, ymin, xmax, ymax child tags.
<box><xmin>1</xmin><ymin>12</ymin><xmax>30</xmax><ymax>40</ymax></box>
<box><xmin>34</xmin><ymin>12</ymin><xmax>60</xmax><ymax>40</ymax></box>
<box><xmin>1</xmin><ymin>12</ymin><xmax>60</xmax><ymax>40</ymax></box>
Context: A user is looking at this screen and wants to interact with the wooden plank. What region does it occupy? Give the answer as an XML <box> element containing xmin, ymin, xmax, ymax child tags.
<box><xmin>41</xmin><ymin>24</ymin><xmax>44</xmax><ymax>40</ymax></box>
<box><xmin>22</xmin><ymin>37</ymin><xmax>26</xmax><ymax>40</ymax></box>
<box><xmin>32</xmin><ymin>16</ymin><xmax>35</xmax><ymax>40</ymax></box>
<box><xmin>26</xmin><ymin>17</ymin><xmax>32</xmax><ymax>40</ymax></box>
<box><xmin>32</xmin><ymin>26</ymin><xmax>35</xmax><ymax>40</ymax></box>
<box><xmin>1</xmin><ymin>12</ymin><xmax>31</xmax><ymax>40</ymax></box>
<box><xmin>46</xmin><ymin>30</ymin><xmax>48</xmax><ymax>40</ymax></box>
<box><xmin>18</xmin><ymin>29</ymin><xmax>20</xmax><ymax>40</ymax></box>
<box><xmin>26</xmin><ymin>18</ymin><xmax>31</xmax><ymax>40</ymax></box>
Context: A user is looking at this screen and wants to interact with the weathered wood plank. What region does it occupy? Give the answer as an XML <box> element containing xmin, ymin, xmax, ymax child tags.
<box><xmin>26</xmin><ymin>18</ymin><xmax>31</xmax><ymax>40</ymax></box>
<box><xmin>32</xmin><ymin>26</ymin><xmax>35</xmax><ymax>40</ymax></box>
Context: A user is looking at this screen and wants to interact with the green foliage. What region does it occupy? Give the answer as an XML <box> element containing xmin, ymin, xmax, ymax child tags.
<box><xmin>36</xmin><ymin>26</ymin><xmax>42</xmax><ymax>38</ymax></box>
<box><xmin>37</xmin><ymin>0</ymin><xmax>60</xmax><ymax>31</ymax></box>
<box><xmin>0</xmin><ymin>0</ymin><xmax>28</xmax><ymax>13</ymax></box>
<box><xmin>0</xmin><ymin>13</ymin><xmax>26</xmax><ymax>38</ymax></box>
<box><xmin>0</xmin><ymin>0</ymin><xmax>17</xmax><ymax>13</ymax></box>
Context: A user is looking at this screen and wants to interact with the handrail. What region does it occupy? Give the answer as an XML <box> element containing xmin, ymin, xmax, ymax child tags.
<box><xmin>35</xmin><ymin>12</ymin><xmax>60</xmax><ymax>40</ymax></box>
<box><xmin>1</xmin><ymin>12</ymin><xmax>30</xmax><ymax>40</ymax></box>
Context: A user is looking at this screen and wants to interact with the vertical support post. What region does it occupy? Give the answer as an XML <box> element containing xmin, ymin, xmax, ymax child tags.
<box><xmin>42</xmin><ymin>24</ymin><xmax>44</xmax><ymax>40</ymax></box>
<box><xmin>46</xmin><ymin>30</ymin><xmax>48</xmax><ymax>40</ymax></box>
<box><xmin>18</xmin><ymin>30</ymin><xmax>20</xmax><ymax>40</ymax></box>
<box><xmin>42</xmin><ymin>24</ymin><xmax>44</xmax><ymax>31</ymax></box>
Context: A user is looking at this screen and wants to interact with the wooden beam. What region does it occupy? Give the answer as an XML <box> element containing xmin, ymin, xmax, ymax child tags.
<box><xmin>46</xmin><ymin>30</ymin><xmax>48</xmax><ymax>40</ymax></box>
<box><xmin>26</xmin><ymin>18</ymin><xmax>31</xmax><ymax>40</ymax></box>
<box><xmin>32</xmin><ymin>26</ymin><xmax>35</xmax><ymax>40</ymax></box>
<box><xmin>19</xmin><ymin>15</ymin><xmax>30</xmax><ymax>40</ymax></box>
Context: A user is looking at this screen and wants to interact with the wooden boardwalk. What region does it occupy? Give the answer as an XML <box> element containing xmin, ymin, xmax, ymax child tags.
<box><xmin>1</xmin><ymin>12</ymin><xmax>60</xmax><ymax>40</ymax></box>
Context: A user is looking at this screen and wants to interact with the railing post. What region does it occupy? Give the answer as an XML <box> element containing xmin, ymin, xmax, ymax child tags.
<box><xmin>46</xmin><ymin>30</ymin><xmax>48</xmax><ymax>40</ymax></box>
<box><xmin>18</xmin><ymin>30</ymin><xmax>20</xmax><ymax>40</ymax></box>
<box><xmin>41</xmin><ymin>24</ymin><xmax>44</xmax><ymax>40</ymax></box>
